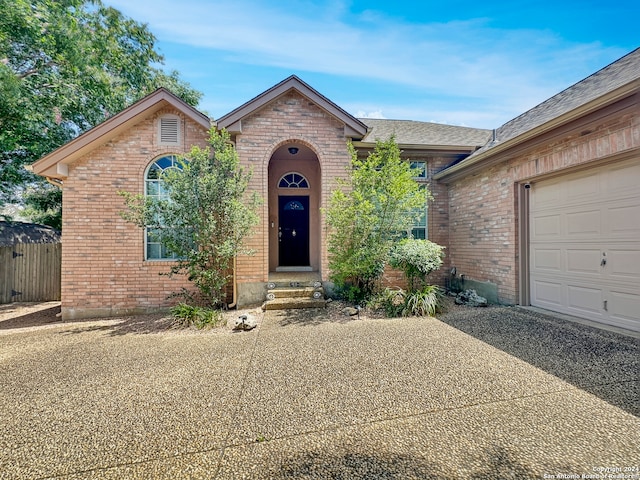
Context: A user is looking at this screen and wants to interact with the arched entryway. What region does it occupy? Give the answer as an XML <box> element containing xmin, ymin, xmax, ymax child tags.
<box><xmin>268</xmin><ymin>142</ymin><xmax>321</xmax><ymax>272</ymax></box>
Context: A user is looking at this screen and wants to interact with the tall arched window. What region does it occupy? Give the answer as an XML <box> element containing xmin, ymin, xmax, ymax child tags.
<box><xmin>144</xmin><ymin>155</ymin><xmax>182</xmax><ymax>260</ymax></box>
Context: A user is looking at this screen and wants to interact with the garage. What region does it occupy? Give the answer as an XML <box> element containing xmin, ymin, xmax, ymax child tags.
<box><xmin>529</xmin><ymin>158</ymin><xmax>640</xmax><ymax>332</ymax></box>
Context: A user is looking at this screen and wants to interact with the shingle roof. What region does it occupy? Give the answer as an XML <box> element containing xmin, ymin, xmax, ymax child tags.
<box><xmin>476</xmin><ymin>47</ymin><xmax>640</xmax><ymax>156</ymax></box>
<box><xmin>359</xmin><ymin>119</ymin><xmax>491</xmax><ymax>147</ymax></box>
<box><xmin>0</xmin><ymin>222</ymin><xmax>61</xmax><ymax>247</ymax></box>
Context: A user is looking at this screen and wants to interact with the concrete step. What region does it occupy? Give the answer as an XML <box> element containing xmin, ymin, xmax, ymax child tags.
<box><xmin>264</xmin><ymin>297</ymin><xmax>327</xmax><ymax>310</ymax></box>
<box><xmin>266</xmin><ymin>280</ymin><xmax>323</xmax><ymax>289</ymax></box>
<box><xmin>267</xmin><ymin>287</ymin><xmax>324</xmax><ymax>299</ymax></box>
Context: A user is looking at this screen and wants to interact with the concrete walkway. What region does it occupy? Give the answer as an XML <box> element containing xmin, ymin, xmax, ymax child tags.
<box><xmin>0</xmin><ymin>306</ymin><xmax>638</xmax><ymax>479</ymax></box>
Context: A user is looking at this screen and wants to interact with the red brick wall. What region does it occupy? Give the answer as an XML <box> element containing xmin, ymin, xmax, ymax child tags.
<box><xmin>446</xmin><ymin>108</ymin><xmax>639</xmax><ymax>304</ymax></box>
<box><xmin>232</xmin><ymin>91</ymin><xmax>352</xmax><ymax>291</ymax></box>
<box><xmin>60</xmin><ymin>108</ymin><xmax>209</xmax><ymax>319</ymax></box>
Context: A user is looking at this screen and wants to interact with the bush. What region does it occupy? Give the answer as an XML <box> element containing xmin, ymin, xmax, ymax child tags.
<box><xmin>389</xmin><ymin>239</ymin><xmax>445</xmax><ymax>292</ymax></box>
<box><xmin>170</xmin><ymin>303</ymin><xmax>222</xmax><ymax>329</ymax></box>
<box><xmin>325</xmin><ymin>137</ymin><xmax>430</xmax><ymax>302</ymax></box>
<box><xmin>369</xmin><ymin>287</ymin><xmax>406</xmax><ymax>317</ymax></box>
<box><xmin>404</xmin><ymin>285</ymin><xmax>445</xmax><ymax>317</ymax></box>
<box><xmin>370</xmin><ymin>285</ymin><xmax>445</xmax><ymax>317</ymax></box>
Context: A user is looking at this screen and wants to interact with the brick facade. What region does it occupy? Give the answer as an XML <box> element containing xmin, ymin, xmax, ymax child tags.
<box><xmin>60</xmin><ymin>108</ymin><xmax>209</xmax><ymax>319</ymax></box>
<box><xmin>445</xmin><ymin>104</ymin><xmax>639</xmax><ymax>304</ymax></box>
<box><xmin>231</xmin><ymin>90</ymin><xmax>353</xmax><ymax>304</ymax></box>
<box><xmin>34</xmin><ymin>55</ymin><xmax>637</xmax><ymax>319</ymax></box>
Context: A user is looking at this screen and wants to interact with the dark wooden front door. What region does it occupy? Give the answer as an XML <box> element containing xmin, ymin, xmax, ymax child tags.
<box><xmin>278</xmin><ymin>195</ymin><xmax>309</xmax><ymax>266</ymax></box>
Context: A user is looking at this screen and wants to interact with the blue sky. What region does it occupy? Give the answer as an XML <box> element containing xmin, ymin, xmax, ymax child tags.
<box><xmin>106</xmin><ymin>0</ymin><xmax>638</xmax><ymax>129</ymax></box>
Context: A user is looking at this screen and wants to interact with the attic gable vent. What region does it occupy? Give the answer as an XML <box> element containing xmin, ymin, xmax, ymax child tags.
<box><xmin>159</xmin><ymin>115</ymin><xmax>181</xmax><ymax>145</ymax></box>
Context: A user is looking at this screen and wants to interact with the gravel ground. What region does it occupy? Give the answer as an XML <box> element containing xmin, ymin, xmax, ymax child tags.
<box><xmin>0</xmin><ymin>301</ymin><xmax>638</xmax><ymax>479</ymax></box>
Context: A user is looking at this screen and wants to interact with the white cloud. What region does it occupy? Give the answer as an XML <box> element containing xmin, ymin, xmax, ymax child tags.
<box><xmin>355</xmin><ymin>110</ymin><xmax>386</xmax><ymax>119</ymax></box>
<box><xmin>106</xmin><ymin>0</ymin><xmax>628</xmax><ymax>127</ymax></box>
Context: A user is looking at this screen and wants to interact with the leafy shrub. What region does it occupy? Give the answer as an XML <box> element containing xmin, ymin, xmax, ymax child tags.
<box><xmin>369</xmin><ymin>287</ymin><xmax>406</xmax><ymax>317</ymax></box>
<box><xmin>389</xmin><ymin>239</ymin><xmax>445</xmax><ymax>292</ymax></box>
<box><xmin>170</xmin><ymin>303</ymin><xmax>222</xmax><ymax>329</ymax></box>
<box><xmin>370</xmin><ymin>285</ymin><xmax>444</xmax><ymax>317</ymax></box>
<box><xmin>404</xmin><ymin>285</ymin><xmax>445</xmax><ymax>316</ymax></box>
<box><xmin>325</xmin><ymin>137</ymin><xmax>430</xmax><ymax>302</ymax></box>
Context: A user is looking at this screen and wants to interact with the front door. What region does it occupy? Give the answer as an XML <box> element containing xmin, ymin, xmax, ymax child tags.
<box><xmin>278</xmin><ymin>195</ymin><xmax>309</xmax><ymax>266</ymax></box>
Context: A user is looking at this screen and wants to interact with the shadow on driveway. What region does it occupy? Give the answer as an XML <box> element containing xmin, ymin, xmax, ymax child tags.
<box><xmin>438</xmin><ymin>306</ymin><xmax>639</xmax><ymax>417</ymax></box>
<box><xmin>273</xmin><ymin>446</ymin><xmax>537</xmax><ymax>479</ymax></box>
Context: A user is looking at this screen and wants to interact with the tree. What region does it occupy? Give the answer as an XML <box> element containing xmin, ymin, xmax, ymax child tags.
<box><xmin>0</xmin><ymin>0</ymin><xmax>202</xmax><ymax>225</ymax></box>
<box><xmin>119</xmin><ymin>129</ymin><xmax>261</xmax><ymax>308</ymax></box>
<box><xmin>325</xmin><ymin>137</ymin><xmax>430</xmax><ymax>302</ymax></box>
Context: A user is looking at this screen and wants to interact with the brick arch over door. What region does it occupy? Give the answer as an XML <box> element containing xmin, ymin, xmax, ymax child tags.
<box><xmin>267</xmin><ymin>141</ymin><xmax>321</xmax><ymax>272</ymax></box>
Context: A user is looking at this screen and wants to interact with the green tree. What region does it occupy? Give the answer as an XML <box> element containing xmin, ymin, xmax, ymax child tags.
<box><xmin>119</xmin><ymin>129</ymin><xmax>261</xmax><ymax>308</ymax></box>
<box><xmin>0</xmin><ymin>0</ymin><xmax>202</xmax><ymax>225</ymax></box>
<box><xmin>325</xmin><ymin>137</ymin><xmax>431</xmax><ymax>302</ymax></box>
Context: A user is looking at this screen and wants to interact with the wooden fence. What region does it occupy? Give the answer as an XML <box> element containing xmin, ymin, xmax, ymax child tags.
<box><xmin>0</xmin><ymin>243</ymin><xmax>61</xmax><ymax>303</ymax></box>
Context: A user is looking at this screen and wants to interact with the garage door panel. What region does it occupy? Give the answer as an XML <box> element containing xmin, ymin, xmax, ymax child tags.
<box><xmin>567</xmin><ymin>172</ymin><xmax>601</xmax><ymax>201</ymax></box>
<box><xmin>567</xmin><ymin>284</ymin><xmax>604</xmax><ymax>316</ymax></box>
<box><xmin>566</xmin><ymin>248</ymin><xmax>601</xmax><ymax>275</ymax></box>
<box><xmin>531</xmin><ymin>182</ymin><xmax>562</xmax><ymax>208</ymax></box>
<box><xmin>531</xmin><ymin>248</ymin><xmax>562</xmax><ymax>271</ymax></box>
<box><xmin>607</xmin><ymin>204</ymin><xmax>640</xmax><ymax>236</ymax></box>
<box><xmin>532</xmin><ymin>214</ymin><xmax>561</xmax><ymax>239</ymax></box>
<box><xmin>531</xmin><ymin>279</ymin><xmax>564</xmax><ymax>307</ymax></box>
<box><xmin>607</xmin><ymin>248</ymin><xmax>640</xmax><ymax>279</ymax></box>
<box><xmin>608</xmin><ymin>161</ymin><xmax>640</xmax><ymax>195</ymax></box>
<box><xmin>530</xmin><ymin>158</ymin><xmax>640</xmax><ymax>332</ymax></box>
<box><xmin>566</xmin><ymin>209</ymin><xmax>601</xmax><ymax>236</ymax></box>
<box><xmin>608</xmin><ymin>290</ymin><xmax>640</xmax><ymax>328</ymax></box>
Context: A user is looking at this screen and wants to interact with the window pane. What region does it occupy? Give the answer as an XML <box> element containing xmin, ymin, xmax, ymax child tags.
<box><xmin>147</xmin><ymin>243</ymin><xmax>161</xmax><ymax>259</ymax></box>
<box><xmin>411</xmin><ymin>228</ymin><xmax>426</xmax><ymax>240</ymax></box>
<box><xmin>411</xmin><ymin>161</ymin><xmax>426</xmax><ymax>178</ymax></box>
<box><xmin>148</xmin><ymin>164</ymin><xmax>161</xmax><ymax>179</ymax></box>
<box><xmin>146</xmin><ymin>180</ymin><xmax>159</xmax><ymax>196</ymax></box>
<box><xmin>155</xmin><ymin>156</ymin><xmax>174</xmax><ymax>170</ymax></box>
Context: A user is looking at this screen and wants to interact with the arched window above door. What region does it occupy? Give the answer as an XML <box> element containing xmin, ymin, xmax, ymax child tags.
<box><xmin>278</xmin><ymin>172</ymin><xmax>309</xmax><ymax>188</ymax></box>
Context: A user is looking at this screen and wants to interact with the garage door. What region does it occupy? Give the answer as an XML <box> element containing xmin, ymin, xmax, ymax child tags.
<box><xmin>530</xmin><ymin>159</ymin><xmax>640</xmax><ymax>332</ymax></box>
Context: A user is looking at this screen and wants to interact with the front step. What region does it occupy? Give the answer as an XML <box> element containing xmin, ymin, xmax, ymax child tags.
<box><xmin>264</xmin><ymin>275</ymin><xmax>326</xmax><ymax>310</ymax></box>
<box><xmin>264</xmin><ymin>297</ymin><xmax>327</xmax><ymax>310</ymax></box>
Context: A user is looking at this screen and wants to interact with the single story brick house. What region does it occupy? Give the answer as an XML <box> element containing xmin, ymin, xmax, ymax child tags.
<box><xmin>31</xmin><ymin>48</ymin><xmax>639</xmax><ymax>332</ymax></box>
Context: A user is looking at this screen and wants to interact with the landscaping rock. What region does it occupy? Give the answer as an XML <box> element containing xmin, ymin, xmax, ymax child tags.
<box><xmin>233</xmin><ymin>314</ymin><xmax>258</xmax><ymax>331</ymax></box>
<box><xmin>455</xmin><ymin>289</ymin><xmax>488</xmax><ymax>307</ymax></box>
<box><xmin>342</xmin><ymin>307</ymin><xmax>359</xmax><ymax>316</ymax></box>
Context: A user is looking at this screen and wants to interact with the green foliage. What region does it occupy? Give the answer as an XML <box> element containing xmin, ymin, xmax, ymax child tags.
<box><xmin>170</xmin><ymin>303</ymin><xmax>222</xmax><ymax>329</ymax></box>
<box><xmin>22</xmin><ymin>183</ymin><xmax>62</xmax><ymax>229</ymax></box>
<box><xmin>119</xmin><ymin>129</ymin><xmax>261</xmax><ymax>308</ymax></box>
<box><xmin>369</xmin><ymin>287</ymin><xmax>406</xmax><ymax>317</ymax></box>
<box><xmin>325</xmin><ymin>137</ymin><xmax>431</xmax><ymax>302</ymax></box>
<box><xmin>0</xmin><ymin>0</ymin><xmax>202</xmax><ymax>222</ymax></box>
<box><xmin>389</xmin><ymin>238</ymin><xmax>445</xmax><ymax>292</ymax></box>
<box><xmin>404</xmin><ymin>285</ymin><xmax>445</xmax><ymax>317</ymax></box>
<box><xmin>370</xmin><ymin>285</ymin><xmax>445</xmax><ymax>318</ymax></box>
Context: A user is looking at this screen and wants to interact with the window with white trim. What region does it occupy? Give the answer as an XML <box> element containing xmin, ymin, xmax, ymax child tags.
<box><xmin>409</xmin><ymin>161</ymin><xmax>428</xmax><ymax>239</ymax></box>
<box><xmin>278</xmin><ymin>172</ymin><xmax>309</xmax><ymax>188</ymax></box>
<box><xmin>158</xmin><ymin>114</ymin><xmax>181</xmax><ymax>146</ymax></box>
<box><xmin>145</xmin><ymin>155</ymin><xmax>182</xmax><ymax>260</ymax></box>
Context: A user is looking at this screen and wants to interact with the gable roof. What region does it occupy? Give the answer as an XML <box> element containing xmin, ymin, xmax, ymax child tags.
<box><xmin>435</xmin><ymin>48</ymin><xmax>640</xmax><ymax>180</ymax></box>
<box><xmin>359</xmin><ymin>118</ymin><xmax>491</xmax><ymax>149</ymax></box>
<box><xmin>30</xmin><ymin>88</ymin><xmax>210</xmax><ymax>179</ymax></box>
<box><xmin>217</xmin><ymin>75</ymin><xmax>368</xmax><ymax>138</ymax></box>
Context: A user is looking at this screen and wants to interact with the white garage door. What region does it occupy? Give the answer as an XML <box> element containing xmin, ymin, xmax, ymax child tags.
<box><xmin>530</xmin><ymin>159</ymin><xmax>640</xmax><ymax>332</ymax></box>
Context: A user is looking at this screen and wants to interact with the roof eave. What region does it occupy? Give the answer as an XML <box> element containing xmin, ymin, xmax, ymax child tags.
<box><xmin>433</xmin><ymin>79</ymin><xmax>640</xmax><ymax>182</ymax></box>
<box><xmin>352</xmin><ymin>140</ymin><xmax>481</xmax><ymax>153</ymax></box>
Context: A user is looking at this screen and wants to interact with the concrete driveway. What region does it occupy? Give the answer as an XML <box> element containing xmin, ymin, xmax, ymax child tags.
<box><xmin>0</xmin><ymin>305</ymin><xmax>638</xmax><ymax>479</ymax></box>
